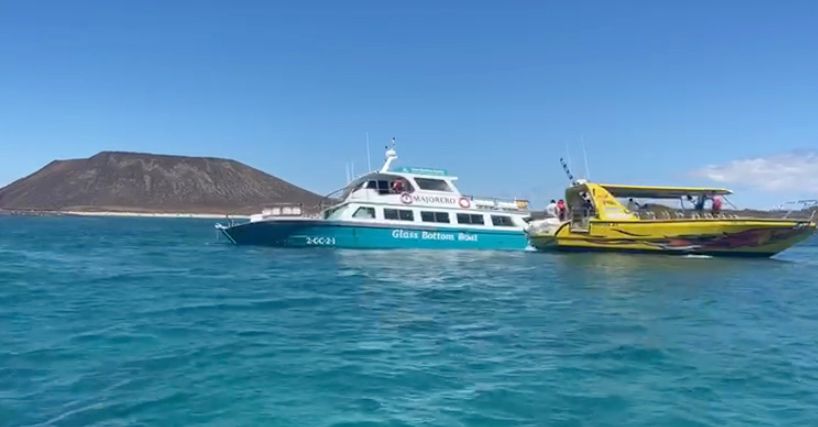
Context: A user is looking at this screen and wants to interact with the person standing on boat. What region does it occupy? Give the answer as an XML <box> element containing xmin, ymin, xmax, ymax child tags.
<box><xmin>580</xmin><ymin>192</ymin><xmax>594</xmax><ymax>217</ymax></box>
<box><xmin>694</xmin><ymin>195</ymin><xmax>706</xmax><ymax>213</ymax></box>
<box><xmin>546</xmin><ymin>199</ymin><xmax>558</xmax><ymax>218</ymax></box>
<box><xmin>712</xmin><ymin>194</ymin><xmax>723</xmax><ymax>216</ymax></box>
<box><xmin>557</xmin><ymin>199</ymin><xmax>567</xmax><ymax>221</ymax></box>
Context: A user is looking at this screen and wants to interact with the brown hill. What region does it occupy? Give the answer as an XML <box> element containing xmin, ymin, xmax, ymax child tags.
<box><xmin>0</xmin><ymin>151</ymin><xmax>325</xmax><ymax>215</ymax></box>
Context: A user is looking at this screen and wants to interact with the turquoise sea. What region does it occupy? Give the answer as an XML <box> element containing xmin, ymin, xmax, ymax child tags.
<box><xmin>1</xmin><ymin>216</ymin><xmax>817</xmax><ymax>426</ymax></box>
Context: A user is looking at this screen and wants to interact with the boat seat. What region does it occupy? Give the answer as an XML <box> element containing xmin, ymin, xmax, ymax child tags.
<box><xmin>675</xmin><ymin>211</ymin><xmax>685</xmax><ymax>219</ymax></box>
<box><xmin>644</xmin><ymin>212</ymin><xmax>656</xmax><ymax>220</ymax></box>
<box><xmin>659</xmin><ymin>211</ymin><xmax>671</xmax><ymax>219</ymax></box>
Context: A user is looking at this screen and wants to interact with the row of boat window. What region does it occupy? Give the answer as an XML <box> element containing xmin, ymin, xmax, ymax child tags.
<box><xmin>363</xmin><ymin>178</ymin><xmax>453</xmax><ymax>195</ymax></box>
<box><xmin>353</xmin><ymin>207</ymin><xmax>515</xmax><ymax>227</ymax></box>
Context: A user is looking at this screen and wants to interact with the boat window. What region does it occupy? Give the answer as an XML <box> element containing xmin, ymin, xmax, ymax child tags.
<box><xmin>384</xmin><ymin>208</ymin><xmax>414</xmax><ymax>221</ymax></box>
<box><xmin>421</xmin><ymin>211</ymin><xmax>450</xmax><ymax>223</ymax></box>
<box><xmin>456</xmin><ymin>213</ymin><xmax>485</xmax><ymax>225</ymax></box>
<box><xmin>323</xmin><ymin>206</ymin><xmax>341</xmax><ymax>219</ymax></box>
<box><xmin>363</xmin><ymin>179</ymin><xmax>414</xmax><ymax>195</ymax></box>
<box><xmin>353</xmin><ymin>207</ymin><xmax>376</xmax><ymax>219</ymax></box>
<box><xmin>491</xmin><ymin>215</ymin><xmax>515</xmax><ymax>227</ymax></box>
<box><xmin>389</xmin><ymin>179</ymin><xmax>413</xmax><ymax>194</ymax></box>
<box><xmin>414</xmin><ymin>178</ymin><xmax>452</xmax><ymax>192</ymax></box>
<box><xmin>376</xmin><ymin>180</ymin><xmax>391</xmax><ymax>195</ymax></box>
<box><xmin>399</xmin><ymin>210</ymin><xmax>414</xmax><ymax>221</ymax></box>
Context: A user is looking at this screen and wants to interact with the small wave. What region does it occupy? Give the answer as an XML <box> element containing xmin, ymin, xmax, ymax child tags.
<box><xmin>4</xmin><ymin>217</ymin><xmax>818</xmax><ymax>426</ymax></box>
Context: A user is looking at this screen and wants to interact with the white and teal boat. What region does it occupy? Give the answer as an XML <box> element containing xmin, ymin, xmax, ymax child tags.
<box><xmin>217</xmin><ymin>144</ymin><xmax>531</xmax><ymax>250</ymax></box>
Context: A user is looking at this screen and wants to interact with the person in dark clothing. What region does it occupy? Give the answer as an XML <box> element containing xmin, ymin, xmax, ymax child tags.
<box><xmin>694</xmin><ymin>195</ymin><xmax>706</xmax><ymax>213</ymax></box>
<box><xmin>580</xmin><ymin>192</ymin><xmax>594</xmax><ymax>217</ymax></box>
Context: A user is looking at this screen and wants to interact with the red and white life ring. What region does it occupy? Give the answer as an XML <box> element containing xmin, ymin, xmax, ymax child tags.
<box><xmin>400</xmin><ymin>192</ymin><xmax>413</xmax><ymax>205</ymax></box>
<box><xmin>458</xmin><ymin>197</ymin><xmax>471</xmax><ymax>209</ymax></box>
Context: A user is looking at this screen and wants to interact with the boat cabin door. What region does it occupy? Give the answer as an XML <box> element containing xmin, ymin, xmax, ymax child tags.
<box><xmin>569</xmin><ymin>195</ymin><xmax>595</xmax><ymax>233</ymax></box>
<box><xmin>569</xmin><ymin>212</ymin><xmax>590</xmax><ymax>233</ymax></box>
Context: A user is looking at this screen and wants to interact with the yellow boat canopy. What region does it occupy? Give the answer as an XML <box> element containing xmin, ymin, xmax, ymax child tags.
<box><xmin>578</xmin><ymin>183</ymin><xmax>733</xmax><ymax>199</ymax></box>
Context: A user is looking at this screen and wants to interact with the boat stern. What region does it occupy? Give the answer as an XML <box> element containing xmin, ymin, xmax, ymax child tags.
<box><xmin>525</xmin><ymin>218</ymin><xmax>565</xmax><ymax>251</ymax></box>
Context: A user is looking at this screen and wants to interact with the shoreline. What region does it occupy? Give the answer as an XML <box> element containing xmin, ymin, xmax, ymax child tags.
<box><xmin>0</xmin><ymin>210</ymin><xmax>250</xmax><ymax>219</ymax></box>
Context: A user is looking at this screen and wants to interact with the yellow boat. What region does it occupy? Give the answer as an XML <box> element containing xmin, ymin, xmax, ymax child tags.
<box><xmin>527</xmin><ymin>182</ymin><xmax>817</xmax><ymax>257</ymax></box>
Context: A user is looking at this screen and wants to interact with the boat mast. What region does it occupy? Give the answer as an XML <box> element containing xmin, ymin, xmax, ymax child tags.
<box><xmin>581</xmin><ymin>136</ymin><xmax>591</xmax><ymax>181</ymax></box>
<box><xmin>366</xmin><ymin>132</ymin><xmax>372</xmax><ymax>172</ymax></box>
<box><xmin>380</xmin><ymin>137</ymin><xmax>398</xmax><ymax>172</ymax></box>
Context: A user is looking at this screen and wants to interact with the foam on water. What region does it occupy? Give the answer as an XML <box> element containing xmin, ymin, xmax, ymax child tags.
<box><xmin>1</xmin><ymin>216</ymin><xmax>817</xmax><ymax>426</ymax></box>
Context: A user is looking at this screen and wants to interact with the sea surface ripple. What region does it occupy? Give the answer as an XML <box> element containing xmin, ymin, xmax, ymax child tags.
<box><xmin>1</xmin><ymin>216</ymin><xmax>817</xmax><ymax>426</ymax></box>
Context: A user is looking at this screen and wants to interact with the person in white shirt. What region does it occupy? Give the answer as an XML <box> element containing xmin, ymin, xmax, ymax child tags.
<box><xmin>546</xmin><ymin>199</ymin><xmax>558</xmax><ymax>218</ymax></box>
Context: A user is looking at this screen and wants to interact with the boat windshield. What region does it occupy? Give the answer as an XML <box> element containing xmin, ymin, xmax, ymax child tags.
<box><xmin>414</xmin><ymin>178</ymin><xmax>452</xmax><ymax>192</ymax></box>
<box><xmin>330</xmin><ymin>174</ymin><xmax>415</xmax><ymax>201</ymax></box>
<box><xmin>360</xmin><ymin>177</ymin><xmax>415</xmax><ymax>195</ymax></box>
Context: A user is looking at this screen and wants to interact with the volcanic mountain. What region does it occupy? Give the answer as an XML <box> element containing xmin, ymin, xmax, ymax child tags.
<box><xmin>0</xmin><ymin>151</ymin><xmax>325</xmax><ymax>215</ymax></box>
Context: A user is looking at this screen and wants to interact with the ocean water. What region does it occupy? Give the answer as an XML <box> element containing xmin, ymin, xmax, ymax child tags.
<box><xmin>1</xmin><ymin>216</ymin><xmax>817</xmax><ymax>427</ymax></box>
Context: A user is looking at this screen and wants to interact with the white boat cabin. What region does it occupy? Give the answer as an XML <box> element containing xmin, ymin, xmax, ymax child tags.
<box><xmin>251</xmin><ymin>145</ymin><xmax>531</xmax><ymax>231</ymax></box>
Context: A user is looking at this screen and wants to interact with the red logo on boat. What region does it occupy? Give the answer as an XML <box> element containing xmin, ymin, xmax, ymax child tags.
<box><xmin>458</xmin><ymin>197</ymin><xmax>471</xmax><ymax>209</ymax></box>
<box><xmin>400</xmin><ymin>192</ymin><xmax>413</xmax><ymax>204</ymax></box>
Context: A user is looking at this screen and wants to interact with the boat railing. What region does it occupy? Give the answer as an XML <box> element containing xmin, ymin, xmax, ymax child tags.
<box><xmin>634</xmin><ymin>211</ymin><xmax>747</xmax><ymax>220</ymax></box>
<box><xmin>254</xmin><ymin>203</ymin><xmax>327</xmax><ymax>221</ymax></box>
<box><xmin>259</xmin><ymin>203</ymin><xmax>305</xmax><ymax>217</ymax></box>
<box><xmin>629</xmin><ymin>209</ymin><xmax>814</xmax><ymax>221</ymax></box>
<box><xmin>463</xmin><ymin>194</ymin><xmax>530</xmax><ymax>212</ymax></box>
<box><xmin>779</xmin><ymin>200</ymin><xmax>818</xmax><ymax>220</ymax></box>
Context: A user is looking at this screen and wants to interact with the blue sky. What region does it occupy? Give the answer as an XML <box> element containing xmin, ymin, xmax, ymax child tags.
<box><xmin>1</xmin><ymin>1</ymin><xmax>817</xmax><ymax>208</ymax></box>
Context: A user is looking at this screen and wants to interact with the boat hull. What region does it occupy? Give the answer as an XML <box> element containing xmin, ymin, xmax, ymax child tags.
<box><xmin>528</xmin><ymin>219</ymin><xmax>816</xmax><ymax>257</ymax></box>
<box><xmin>219</xmin><ymin>219</ymin><xmax>528</xmax><ymax>250</ymax></box>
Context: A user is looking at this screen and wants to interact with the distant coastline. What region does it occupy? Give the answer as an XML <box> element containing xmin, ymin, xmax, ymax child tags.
<box><xmin>0</xmin><ymin>151</ymin><xmax>325</xmax><ymax>216</ymax></box>
<box><xmin>0</xmin><ymin>209</ymin><xmax>249</xmax><ymax>219</ymax></box>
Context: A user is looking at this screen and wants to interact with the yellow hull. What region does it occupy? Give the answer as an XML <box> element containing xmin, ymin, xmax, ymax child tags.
<box><xmin>529</xmin><ymin>219</ymin><xmax>816</xmax><ymax>257</ymax></box>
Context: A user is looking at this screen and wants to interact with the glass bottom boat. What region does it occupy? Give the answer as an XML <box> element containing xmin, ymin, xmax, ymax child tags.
<box><xmin>217</xmin><ymin>144</ymin><xmax>531</xmax><ymax>250</ymax></box>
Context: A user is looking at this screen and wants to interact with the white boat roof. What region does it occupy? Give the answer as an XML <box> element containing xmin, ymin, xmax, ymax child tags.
<box><xmin>386</xmin><ymin>166</ymin><xmax>458</xmax><ymax>180</ymax></box>
<box><xmin>326</xmin><ymin>141</ymin><xmax>529</xmax><ymax>214</ymax></box>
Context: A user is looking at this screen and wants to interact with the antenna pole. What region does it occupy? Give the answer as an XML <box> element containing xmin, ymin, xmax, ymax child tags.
<box><xmin>560</xmin><ymin>158</ymin><xmax>576</xmax><ymax>184</ymax></box>
<box><xmin>366</xmin><ymin>132</ymin><xmax>372</xmax><ymax>172</ymax></box>
<box><xmin>581</xmin><ymin>136</ymin><xmax>591</xmax><ymax>180</ymax></box>
<box><xmin>564</xmin><ymin>143</ymin><xmax>573</xmax><ymax>173</ymax></box>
